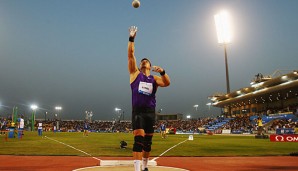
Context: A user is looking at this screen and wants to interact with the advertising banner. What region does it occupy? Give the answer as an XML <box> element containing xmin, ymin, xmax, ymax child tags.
<box><xmin>270</xmin><ymin>134</ymin><xmax>298</xmax><ymax>142</ymax></box>
<box><xmin>222</xmin><ymin>129</ymin><xmax>231</xmax><ymax>134</ymax></box>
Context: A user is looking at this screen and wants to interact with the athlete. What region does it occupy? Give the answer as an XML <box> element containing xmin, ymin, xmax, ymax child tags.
<box><xmin>128</xmin><ymin>26</ymin><xmax>171</xmax><ymax>171</ymax></box>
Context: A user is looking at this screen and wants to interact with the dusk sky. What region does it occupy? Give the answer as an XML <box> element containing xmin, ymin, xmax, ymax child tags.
<box><xmin>0</xmin><ymin>0</ymin><xmax>297</xmax><ymax>120</ymax></box>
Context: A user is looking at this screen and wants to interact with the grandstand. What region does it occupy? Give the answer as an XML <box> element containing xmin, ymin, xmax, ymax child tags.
<box><xmin>204</xmin><ymin>70</ymin><xmax>298</xmax><ymax>134</ymax></box>
<box><xmin>209</xmin><ymin>70</ymin><xmax>298</xmax><ymax>117</ymax></box>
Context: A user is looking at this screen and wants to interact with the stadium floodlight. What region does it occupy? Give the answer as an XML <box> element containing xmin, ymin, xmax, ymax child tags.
<box><xmin>30</xmin><ymin>105</ymin><xmax>38</xmax><ymax>110</ymax></box>
<box><xmin>186</xmin><ymin>115</ymin><xmax>191</xmax><ymax>119</ymax></box>
<box><xmin>55</xmin><ymin>106</ymin><xmax>62</xmax><ymax>110</ymax></box>
<box><xmin>206</xmin><ymin>103</ymin><xmax>212</xmax><ymax>110</ymax></box>
<box><xmin>206</xmin><ymin>103</ymin><xmax>212</xmax><ymax>106</ymax></box>
<box><xmin>193</xmin><ymin>104</ymin><xmax>199</xmax><ymax>111</ymax></box>
<box><xmin>214</xmin><ymin>10</ymin><xmax>232</xmax><ymax>95</ymax></box>
<box><xmin>214</xmin><ymin>11</ymin><xmax>232</xmax><ymax>44</ymax></box>
<box><xmin>115</xmin><ymin>107</ymin><xmax>121</xmax><ymax>111</ymax></box>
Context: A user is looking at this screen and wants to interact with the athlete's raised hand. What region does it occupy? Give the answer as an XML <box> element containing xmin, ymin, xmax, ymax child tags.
<box><xmin>129</xmin><ymin>26</ymin><xmax>138</xmax><ymax>38</ymax></box>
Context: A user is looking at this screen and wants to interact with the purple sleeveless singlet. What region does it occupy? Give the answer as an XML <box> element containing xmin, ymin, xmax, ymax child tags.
<box><xmin>130</xmin><ymin>72</ymin><xmax>157</xmax><ymax>108</ymax></box>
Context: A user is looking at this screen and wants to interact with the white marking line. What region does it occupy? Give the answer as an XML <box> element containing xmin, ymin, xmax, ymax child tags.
<box><xmin>151</xmin><ymin>139</ymin><xmax>188</xmax><ymax>161</ymax></box>
<box><xmin>73</xmin><ymin>165</ymin><xmax>189</xmax><ymax>171</ymax></box>
<box><xmin>44</xmin><ymin>136</ymin><xmax>101</xmax><ymax>161</ymax></box>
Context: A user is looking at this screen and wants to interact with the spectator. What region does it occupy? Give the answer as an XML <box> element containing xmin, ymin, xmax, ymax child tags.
<box><xmin>38</xmin><ymin>122</ymin><xmax>43</xmax><ymax>136</ymax></box>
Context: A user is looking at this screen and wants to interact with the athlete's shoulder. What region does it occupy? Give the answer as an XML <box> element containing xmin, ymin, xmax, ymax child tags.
<box><xmin>130</xmin><ymin>70</ymin><xmax>141</xmax><ymax>84</ymax></box>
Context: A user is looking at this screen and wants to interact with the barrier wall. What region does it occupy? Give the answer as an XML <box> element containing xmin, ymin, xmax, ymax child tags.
<box><xmin>222</xmin><ymin>129</ymin><xmax>231</xmax><ymax>134</ymax></box>
<box><xmin>276</xmin><ymin>128</ymin><xmax>295</xmax><ymax>134</ymax></box>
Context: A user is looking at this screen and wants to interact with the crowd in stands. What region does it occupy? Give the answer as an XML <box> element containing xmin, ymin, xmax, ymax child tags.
<box><xmin>156</xmin><ymin>118</ymin><xmax>217</xmax><ymax>133</ymax></box>
<box><xmin>268</xmin><ymin>118</ymin><xmax>297</xmax><ymax>131</ymax></box>
<box><xmin>38</xmin><ymin>120</ymin><xmax>132</xmax><ymax>133</ymax></box>
<box><xmin>222</xmin><ymin>116</ymin><xmax>254</xmax><ymax>133</ymax></box>
<box><xmin>1</xmin><ymin>114</ymin><xmax>297</xmax><ymax>134</ymax></box>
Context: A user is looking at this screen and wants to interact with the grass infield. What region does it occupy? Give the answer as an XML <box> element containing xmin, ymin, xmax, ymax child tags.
<box><xmin>1</xmin><ymin>131</ymin><xmax>297</xmax><ymax>157</ymax></box>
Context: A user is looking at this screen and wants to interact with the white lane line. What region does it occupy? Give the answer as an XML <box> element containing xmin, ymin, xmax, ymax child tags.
<box><xmin>151</xmin><ymin>139</ymin><xmax>188</xmax><ymax>161</ymax></box>
<box><xmin>44</xmin><ymin>136</ymin><xmax>101</xmax><ymax>161</ymax></box>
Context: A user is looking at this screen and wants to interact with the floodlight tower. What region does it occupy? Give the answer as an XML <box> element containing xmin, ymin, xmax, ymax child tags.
<box><xmin>193</xmin><ymin>104</ymin><xmax>199</xmax><ymax>111</ymax></box>
<box><xmin>214</xmin><ymin>10</ymin><xmax>232</xmax><ymax>94</ymax></box>
<box><xmin>115</xmin><ymin>108</ymin><xmax>121</xmax><ymax>121</ymax></box>
<box><xmin>85</xmin><ymin>111</ymin><xmax>93</xmax><ymax>122</ymax></box>
<box><xmin>30</xmin><ymin>105</ymin><xmax>38</xmax><ymax>131</ymax></box>
<box><xmin>55</xmin><ymin>106</ymin><xmax>62</xmax><ymax>130</ymax></box>
<box><xmin>45</xmin><ymin>112</ymin><xmax>48</xmax><ymax>121</ymax></box>
<box><xmin>55</xmin><ymin>106</ymin><xmax>62</xmax><ymax>119</ymax></box>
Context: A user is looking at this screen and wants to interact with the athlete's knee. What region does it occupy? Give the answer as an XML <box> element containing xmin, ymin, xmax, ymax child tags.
<box><xmin>133</xmin><ymin>135</ymin><xmax>144</xmax><ymax>152</ymax></box>
<box><xmin>143</xmin><ymin>135</ymin><xmax>153</xmax><ymax>152</ymax></box>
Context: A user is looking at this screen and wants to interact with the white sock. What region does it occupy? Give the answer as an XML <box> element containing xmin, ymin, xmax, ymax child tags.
<box><xmin>142</xmin><ymin>158</ymin><xmax>148</xmax><ymax>170</ymax></box>
<box><xmin>134</xmin><ymin>160</ymin><xmax>141</xmax><ymax>171</ymax></box>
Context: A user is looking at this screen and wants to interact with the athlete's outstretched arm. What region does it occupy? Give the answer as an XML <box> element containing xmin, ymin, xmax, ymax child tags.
<box><xmin>128</xmin><ymin>26</ymin><xmax>138</xmax><ymax>75</ymax></box>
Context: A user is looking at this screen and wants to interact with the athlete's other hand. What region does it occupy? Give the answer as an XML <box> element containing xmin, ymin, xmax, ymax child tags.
<box><xmin>129</xmin><ymin>26</ymin><xmax>138</xmax><ymax>38</ymax></box>
<box><xmin>152</xmin><ymin>66</ymin><xmax>164</xmax><ymax>73</ymax></box>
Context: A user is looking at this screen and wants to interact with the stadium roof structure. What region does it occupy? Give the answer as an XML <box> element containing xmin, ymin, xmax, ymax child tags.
<box><xmin>210</xmin><ymin>70</ymin><xmax>298</xmax><ymax>109</ymax></box>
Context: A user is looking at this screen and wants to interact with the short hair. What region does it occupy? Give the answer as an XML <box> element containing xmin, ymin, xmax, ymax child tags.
<box><xmin>141</xmin><ymin>58</ymin><xmax>151</xmax><ymax>66</ymax></box>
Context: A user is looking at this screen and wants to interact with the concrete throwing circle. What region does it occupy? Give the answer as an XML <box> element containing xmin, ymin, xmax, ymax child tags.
<box><xmin>73</xmin><ymin>166</ymin><xmax>189</xmax><ymax>171</ymax></box>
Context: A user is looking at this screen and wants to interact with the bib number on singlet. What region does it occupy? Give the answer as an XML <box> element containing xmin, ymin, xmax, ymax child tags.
<box><xmin>138</xmin><ymin>81</ymin><xmax>153</xmax><ymax>96</ymax></box>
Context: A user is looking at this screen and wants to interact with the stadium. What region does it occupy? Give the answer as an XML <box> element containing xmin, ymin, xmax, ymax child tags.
<box><xmin>1</xmin><ymin>70</ymin><xmax>297</xmax><ymax>170</ymax></box>
<box><xmin>1</xmin><ymin>1</ymin><xmax>298</xmax><ymax>171</ymax></box>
